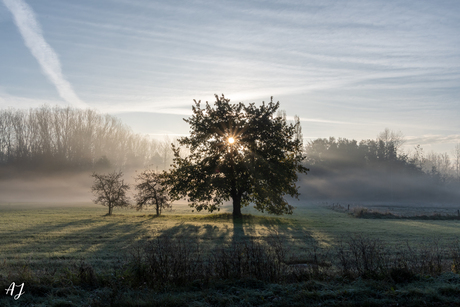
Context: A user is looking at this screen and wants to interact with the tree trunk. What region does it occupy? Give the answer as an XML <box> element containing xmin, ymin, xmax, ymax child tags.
<box><xmin>232</xmin><ymin>194</ymin><xmax>242</xmax><ymax>218</ymax></box>
<box><xmin>108</xmin><ymin>205</ymin><xmax>113</xmax><ymax>215</ymax></box>
<box><xmin>156</xmin><ymin>205</ymin><xmax>160</xmax><ymax>216</ymax></box>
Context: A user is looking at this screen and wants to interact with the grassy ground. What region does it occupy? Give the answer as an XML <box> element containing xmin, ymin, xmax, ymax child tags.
<box><xmin>3</xmin><ymin>275</ymin><xmax>460</xmax><ymax>306</ymax></box>
<box><xmin>2</xmin><ymin>201</ymin><xmax>459</xmax><ymax>266</ymax></box>
<box><xmin>1</xmin><ymin>200</ymin><xmax>460</xmax><ymax>306</ymax></box>
<box><xmin>1</xmin><ymin>201</ymin><xmax>459</xmax><ymax>267</ymax></box>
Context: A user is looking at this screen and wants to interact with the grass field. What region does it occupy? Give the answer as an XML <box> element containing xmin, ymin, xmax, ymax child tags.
<box><xmin>2</xmin><ymin>201</ymin><xmax>459</xmax><ymax>266</ymax></box>
<box><xmin>1</xmin><ymin>200</ymin><xmax>460</xmax><ymax>306</ymax></box>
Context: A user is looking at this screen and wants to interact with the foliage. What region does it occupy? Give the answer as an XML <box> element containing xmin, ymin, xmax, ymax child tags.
<box><xmin>134</xmin><ymin>169</ymin><xmax>171</xmax><ymax>215</ymax></box>
<box><xmin>91</xmin><ymin>171</ymin><xmax>130</xmax><ymax>215</ymax></box>
<box><xmin>304</xmin><ymin>134</ymin><xmax>414</xmax><ymax>171</ymax></box>
<box><xmin>302</xmin><ymin>131</ymin><xmax>460</xmax><ymax>201</ymax></box>
<box><xmin>304</xmin><ymin>129</ymin><xmax>459</xmax><ymax>186</ymax></box>
<box><xmin>166</xmin><ymin>94</ymin><xmax>308</xmax><ymax>217</ymax></box>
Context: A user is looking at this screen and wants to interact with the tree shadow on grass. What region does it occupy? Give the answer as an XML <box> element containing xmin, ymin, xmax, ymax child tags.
<box><xmin>0</xmin><ymin>217</ymin><xmax>151</xmax><ymax>270</ymax></box>
<box><xmin>220</xmin><ymin>214</ymin><xmax>320</xmax><ymax>263</ymax></box>
<box><xmin>1</xmin><ymin>210</ymin><xmax>329</xmax><ymax>275</ymax></box>
<box><xmin>152</xmin><ymin>221</ymin><xmax>231</xmax><ymax>251</ymax></box>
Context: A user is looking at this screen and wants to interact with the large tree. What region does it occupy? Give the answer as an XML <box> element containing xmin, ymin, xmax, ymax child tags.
<box><xmin>166</xmin><ymin>94</ymin><xmax>308</xmax><ymax>218</ymax></box>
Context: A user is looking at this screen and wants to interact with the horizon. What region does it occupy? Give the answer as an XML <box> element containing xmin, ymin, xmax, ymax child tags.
<box><xmin>1</xmin><ymin>0</ymin><xmax>459</xmax><ymax>154</ymax></box>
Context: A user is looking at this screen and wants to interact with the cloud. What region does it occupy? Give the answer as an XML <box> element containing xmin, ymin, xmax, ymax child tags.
<box><xmin>2</xmin><ymin>0</ymin><xmax>86</xmax><ymax>108</ymax></box>
<box><xmin>285</xmin><ymin>115</ymin><xmax>352</xmax><ymax>125</ymax></box>
<box><xmin>0</xmin><ymin>89</ymin><xmax>62</xmax><ymax>108</ymax></box>
<box><xmin>405</xmin><ymin>135</ymin><xmax>460</xmax><ymax>146</ymax></box>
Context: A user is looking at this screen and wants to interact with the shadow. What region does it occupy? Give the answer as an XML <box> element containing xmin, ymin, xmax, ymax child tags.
<box><xmin>0</xmin><ymin>215</ymin><xmax>152</xmax><ymax>271</ymax></box>
<box><xmin>231</xmin><ymin>216</ymin><xmax>246</xmax><ymax>245</ymax></box>
<box><xmin>1</xmin><ymin>206</ymin><xmax>329</xmax><ymax>277</ymax></box>
<box><xmin>225</xmin><ymin>213</ymin><xmax>322</xmax><ymax>265</ymax></box>
<box><xmin>152</xmin><ymin>220</ymin><xmax>232</xmax><ymax>251</ymax></box>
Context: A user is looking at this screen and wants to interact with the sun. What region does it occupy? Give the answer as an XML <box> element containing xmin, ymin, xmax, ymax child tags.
<box><xmin>228</xmin><ymin>137</ymin><xmax>235</xmax><ymax>144</ymax></box>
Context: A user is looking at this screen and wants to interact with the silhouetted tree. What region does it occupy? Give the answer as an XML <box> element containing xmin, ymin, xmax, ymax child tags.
<box><xmin>134</xmin><ymin>169</ymin><xmax>171</xmax><ymax>215</ymax></box>
<box><xmin>91</xmin><ymin>171</ymin><xmax>130</xmax><ymax>215</ymax></box>
<box><xmin>453</xmin><ymin>143</ymin><xmax>460</xmax><ymax>181</ymax></box>
<box><xmin>165</xmin><ymin>94</ymin><xmax>308</xmax><ymax>218</ymax></box>
<box><xmin>412</xmin><ymin>145</ymin><xmax>425</xmax><ymax>170</ymax></box>
<box><xmin>294</xmin><ymin>115</ymin><xmax>303</xmax><ymax>144</ymax></box>
<box><xmin>378</xmin><ymin>128</ymin><xmax>405</xmax><ymax>152</ymax></box>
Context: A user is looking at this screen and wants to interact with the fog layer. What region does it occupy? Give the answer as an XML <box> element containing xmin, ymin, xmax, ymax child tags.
<box><xmin>1</xmin><ymin>107</ymin><xmax>458</xmax><ymax>205</ymax></box>
<box><xmin>300</xmin><ymin>134</ymin><xmax>460</xmax><ymax>203</ymax></box>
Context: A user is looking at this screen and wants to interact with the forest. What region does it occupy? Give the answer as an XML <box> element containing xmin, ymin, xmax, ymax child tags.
<box><xmin>0</xmin><ymin>106</ymin><xmax>176</xmax><ymax>176</ymax></box>
<box><xmin>301</xmin><ymin>130</ymin><xmax>460</xmax><ymax>202</ymax></box>
<box><xmin>1</xmin><ymin>106</ymin><xmax>459</xmax><ymax>203</ymax></box>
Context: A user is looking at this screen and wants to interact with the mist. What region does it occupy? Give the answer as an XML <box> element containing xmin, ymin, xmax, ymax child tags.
<box><xmin>0</xmin><ymin>167</ymin><xmax>156</xmax><ymax>204</ymax></box>
<box><xmin>0</xmin><ymin>171</ymin><xmax>93</xmax><ymax>203</ymax></box>
<box><xmin>1</xmin><ymin>106</ymin><xmax>459</xmax><ymax>207</ymax></box>
<box><xmin>0</xmin><ymin>106</ymin><xmax>181</xmax><ymax>204</ymax></box>
<box><xmin>298</xmin><ymin>133</ymin><xmax>460</xmax><ymax>206</ymax></box>
<box><xmin>0</xmin><ymin>106</ymin><xmax>179</xmax><ymax>176</ymax></box>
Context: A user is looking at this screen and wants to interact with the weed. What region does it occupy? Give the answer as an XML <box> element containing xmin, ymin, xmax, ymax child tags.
<box><xmin>450</xmin><ymin>239</ymin><xmax>460</xmax><ymax>274</ymax></box>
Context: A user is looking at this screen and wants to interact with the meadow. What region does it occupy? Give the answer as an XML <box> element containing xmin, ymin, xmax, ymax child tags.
<box><xmin>1</xmin><ymin>201</ymin><xmax>460</xmax><ymax>306</ymax></box>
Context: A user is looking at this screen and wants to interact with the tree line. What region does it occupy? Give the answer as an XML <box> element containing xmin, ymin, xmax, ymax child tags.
<box><xmin>3</xmin><ymin>101</ymin><xmax>458</xmax><ymax>212</ymax></box>
<box><xmin>411</xmin><ymin>143</ymin><xmax>460</xmax><ymax>184</ymax></box>
<box><xmin>302</xmin><ymin>129</ymin><xmax>460</xmax><ymax>201</ymax></box>
<box><xmin>305</xmin><ymin>129</ymin><xmax>412</xmax><ymax>174</ymax></box>
<box><xmin>0</xmin><ymin>106</ymin><xmax>177</xmax><ymax>174</ymax></box>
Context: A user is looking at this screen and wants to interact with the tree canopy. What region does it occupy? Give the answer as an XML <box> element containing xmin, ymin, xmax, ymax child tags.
<box><xmin>166</xmin><ymin>94</ymin><xmax>308</xmax><ymax>218</ymax></box>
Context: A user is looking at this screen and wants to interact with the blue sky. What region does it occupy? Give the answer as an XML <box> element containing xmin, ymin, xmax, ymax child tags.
<box><xmin>1</xmin><ymin>0</ymin><xmax>459</xmax><ymax>153</ymax></box>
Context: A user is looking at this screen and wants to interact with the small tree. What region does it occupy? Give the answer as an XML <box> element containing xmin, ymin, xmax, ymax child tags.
<box><xmin>91</xmin><ymin>171</ymin><xmax>130</xmax><ymax>215</ymax></box>
<box><xmin>134</xmin><ymin>169</ymin><xmax>171</xmax><ymax>215</ymax></box>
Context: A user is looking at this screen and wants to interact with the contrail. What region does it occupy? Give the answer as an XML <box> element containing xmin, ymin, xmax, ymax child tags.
<box><xmin>2</xmin><ymin>0</ymin><xmax>87</xmax><ymax>108</ymax></box>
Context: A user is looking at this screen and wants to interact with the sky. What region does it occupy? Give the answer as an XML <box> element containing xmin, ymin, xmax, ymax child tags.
<box><xmin>1</xmin><ymin>0</ymin><xmax>459</xmax><ymax>154</ymax></box>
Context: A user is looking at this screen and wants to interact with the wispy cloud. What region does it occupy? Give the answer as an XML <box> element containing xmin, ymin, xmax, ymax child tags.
<box><xmin>405</xmin><ymin>135</ymin><xmax>460</xmax><ymax>146</ymax></box>
<box><xmin>285</xmin><ymin>115</ymin><xmax>352</xmax><ymax>125</ymax></box>
<box><xmin>0</xmin><ymin>89</ymin><xmax>61</xmax><ymax>108</ymax></box>
<box><xmin>2</xmin><ymin>0</ymin><xmax>86</xmax><ymax>108</ymax></box>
